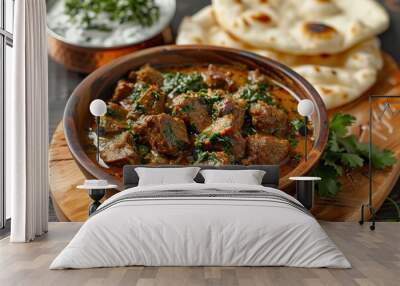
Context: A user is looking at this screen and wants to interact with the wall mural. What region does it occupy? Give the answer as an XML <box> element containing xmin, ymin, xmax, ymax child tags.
<box><xmin>46</xmin><ymin>0</ymin><xmax>400</xmax><ymax>223</ymax></box>
<box><xmin>361</xmin><ymin>97</ymin><xmax>400</xmax><ymax>225</ymax></box>
<box><xmin>384</xmin><ymin>0</ymin><xmax>400</xmax><ymax>11</ymax></box>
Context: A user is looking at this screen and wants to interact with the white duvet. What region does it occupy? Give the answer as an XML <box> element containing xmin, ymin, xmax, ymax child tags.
<box><xmin>50</xmin><ymin>183</ymin><xmax>351</xmax><ymax>269</ymax></box>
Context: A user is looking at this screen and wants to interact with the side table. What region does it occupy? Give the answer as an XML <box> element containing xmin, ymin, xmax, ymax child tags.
<box><xmin>77</xmin><ymin>180</ymin><xmax>118</xmax><ymax>215</ymax></box>
<box><xmin>289</xmin><ymin>177</ymin><xmax>321</xmax><ymax>210</ymax></box>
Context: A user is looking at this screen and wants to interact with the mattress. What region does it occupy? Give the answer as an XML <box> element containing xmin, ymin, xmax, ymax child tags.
<box><xmin>50</xmin><ymin>183</ymin><xmax>351</xmax><ymax>269</ymax></box>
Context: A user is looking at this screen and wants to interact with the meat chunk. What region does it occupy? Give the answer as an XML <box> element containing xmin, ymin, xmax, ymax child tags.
<box><xmin>250</xmin><ymin>101</ymin><xmax>288</xmax><ymax>136</ymax></box>
<box><xmin>127</xmin><ymin>85</ymin><xmax>165</xmax><ymax>120</ymax></box>
<box><xmin>197</xmin><ymin>115</ymin><xmax>246</xmax><ymax>160</ymax></box>
<box><xmin>144</xmin><ymin>150</ymin><xmax>170</xmax><ymax>165</ymax></box>
<box><xmin>203</xmin><ymin>115</ymin><xmax>236</xmax><ymax>137</ymax></box>
<box><xmin>100</xmin><ymin>103</ymin><xmax>129</xmax><ymax>134</ymax></box>
<box><xmin>202</xmin><ymin>64</ymin><xmax>235</xmax><ymax>90</ymax></box>
<box><xmin>172</xmin><ymin>94</ymin><xmax>212</xmax><ymax>132</ymax></box>
<box><xmin>136</xmin><ymin>64</ymin><xmax>164</xmax><ymax>86</ymax></box>
<box><xmin>100</xmin><ymin>132</ymin><xmax>140</xmax><ymax>165</ymax></box>
<box><xmin>242</xmin><ymin>134</ymin><xmax>289</xmax><ymax>165</ymax></box>
<box><xmin>212</xmin><ymin>152</ymin><xmax>232</xmax><ymax>165</ymax></box>
<box><xmin>145</xmin><ymin>113</ymin><xmax>190</xmax><ymax>156</ymax></box>
<box><xmin>214</xmin><ymin>97</ymin><xmax>246</xmax><ymax>131</ymax></box>
<box><xmin>127</xmin><ymin>70</ymin><xmax>137</xmax><ymax>82</ymax></box>
<box><xmin>131</xmin><ymin>115</ymin><xmax>151</xmax><ymax>135</ymax></box>
<box><xmin>107</xmin><ymin>102</ymin><xmax>128</xmax><ymax>117</ymax></box>
<box><xmin>231</xmin><ymin>133</ymin><xmax>246</xmax><ymax>160</ymax></box>
<box><xmin>111</xmin><ymin>80</ymin><xmax>134</xmax><ymax>102</ymax></box>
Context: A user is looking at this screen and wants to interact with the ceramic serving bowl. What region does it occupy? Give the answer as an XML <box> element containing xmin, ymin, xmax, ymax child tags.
<box><xmin>46</xmin><ymin>0</ymin><xmax>175</xmax><ymax>73</ymax></box>
<box><xmin>64</xmin><ymin>45</ymin><xmax>329</xmax><ymax>190</ymax></box>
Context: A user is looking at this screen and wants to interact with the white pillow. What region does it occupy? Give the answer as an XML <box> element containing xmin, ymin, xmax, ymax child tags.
<box><xmin>135</xmin><ymin>167</ymin><xmax>201</xmax><ymax>186</ymax></box>
<box><xmin>200</xmin><ymin>169</ymin><xmax>266</xmax><ymax>185</ymax></box>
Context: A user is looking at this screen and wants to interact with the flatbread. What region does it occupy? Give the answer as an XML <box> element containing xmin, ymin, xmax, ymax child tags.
<box><xmin>212</xmin><ymin>0</ymin><xmax>389</xmax><ymax>55</ymax></box>
<box><xmin>176</xmin><ymin>6</ymin><xmax>383</xmax><ymax>110</ymax></box>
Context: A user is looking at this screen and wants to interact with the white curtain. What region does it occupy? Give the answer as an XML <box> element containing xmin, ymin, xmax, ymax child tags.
<box><xmin>7</xmin><ymin>0</ymin><xmax>49</xmax><ymax>242</ymax></box>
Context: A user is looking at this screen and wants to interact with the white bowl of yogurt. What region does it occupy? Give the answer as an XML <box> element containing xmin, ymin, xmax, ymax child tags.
<box><xmin>46</xmin><ymin>0</ymin><xmax>176</xmax><ymax>72</ymax></box>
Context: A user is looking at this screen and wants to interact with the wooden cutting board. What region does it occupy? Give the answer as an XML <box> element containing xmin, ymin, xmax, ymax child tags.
<box><xmin>313</xmin><ymin>54</ymin><xmax>400</xmax><ymax>221</ymax></box>
<box><xmin>49</xmin><ymin>54</ymin><xmax>400</xmax><ymax>222</ymax></box>
<box><xmin>49</xmin><ymin>127</ymin><xmax>117</xmax><ymax>222</ymax></box>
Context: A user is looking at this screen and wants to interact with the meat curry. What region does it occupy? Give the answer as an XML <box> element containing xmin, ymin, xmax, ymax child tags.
<box><xmin>88</xmin><ymin>64</ymin><xmax>313</xmax><ymax>177</ymax></box>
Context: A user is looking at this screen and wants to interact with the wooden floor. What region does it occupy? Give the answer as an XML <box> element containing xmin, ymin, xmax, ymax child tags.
<box><xmin>0</xmin><ymin>223</ymin><xmax>399</xmax><ymax>286</ymax></box>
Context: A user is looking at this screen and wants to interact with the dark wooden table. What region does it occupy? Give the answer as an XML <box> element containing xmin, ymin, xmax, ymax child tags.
<box><xmin>48</xmin><ymin>0</ymin><xmax>400</xmax><ymax>220</ymax></box>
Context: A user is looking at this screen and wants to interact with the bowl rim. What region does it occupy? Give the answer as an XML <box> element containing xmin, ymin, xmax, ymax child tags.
<box><xmin>46</xmin><ymin>0</ymin><xmax>176</xmax><ymax>50</ymax></box>
<box><xmin>63</xmin><ymin>44</ymin><xmax>329</xmax><ymax>189</ymax></box>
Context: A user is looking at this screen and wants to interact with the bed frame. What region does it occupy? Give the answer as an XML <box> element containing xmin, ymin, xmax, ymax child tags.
<box><xmin>123</xmin><ymin>165</ymin><xmax>280</xmax><ymax>189</ymax></box>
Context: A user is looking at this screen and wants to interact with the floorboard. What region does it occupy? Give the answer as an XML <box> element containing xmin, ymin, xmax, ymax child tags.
<box><xmin>0</xmin><ymin>222</ymin><xmax>399</xmax><ymax>286</ymax></box>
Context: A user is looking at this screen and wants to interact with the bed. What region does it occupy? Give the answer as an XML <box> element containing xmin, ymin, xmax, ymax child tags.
<box><xmin>50</xmin><ymin>165</ymin><xmax>351</xmax><ymax>269</ymax></box>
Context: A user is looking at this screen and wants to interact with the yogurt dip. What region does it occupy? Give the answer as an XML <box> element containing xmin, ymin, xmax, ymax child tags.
<box><xmin>47</xmin><ymin>0</ymin><xmax>175</xmax><ymax>48</ymax></box>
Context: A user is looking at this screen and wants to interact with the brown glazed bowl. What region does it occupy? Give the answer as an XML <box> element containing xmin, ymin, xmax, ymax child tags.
<box><xmin>64</xmin><ymin>45</ymin><xmax>329</xmax><ymax>190</ymax></box>
<box><xmin>47</xmin><ymin>29</ymin><xmax>173</xmax><ymax>74</ymax></box>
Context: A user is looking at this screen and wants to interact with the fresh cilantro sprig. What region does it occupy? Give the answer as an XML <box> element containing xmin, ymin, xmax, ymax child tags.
<box><xmin>313</xmin><ymin>113</ymin><xmax>397</xmax><ymax>197</ymax></box>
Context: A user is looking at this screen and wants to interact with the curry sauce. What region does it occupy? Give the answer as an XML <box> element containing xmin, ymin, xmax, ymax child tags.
<box><xmin>87</xmin><ymin>64</ymin><xmax>314</xmax><ymax>177</ymax></box>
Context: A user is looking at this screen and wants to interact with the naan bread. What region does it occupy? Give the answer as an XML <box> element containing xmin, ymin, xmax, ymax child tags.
<box><xmin>176</xmin><ymin>6</ymin><xmax>383</xmax><ymax>110</ymax></box>
<box><xmin>212</xmin><ymin>0</ymin><xmax>389</xmax><ymax>55</ymax></box>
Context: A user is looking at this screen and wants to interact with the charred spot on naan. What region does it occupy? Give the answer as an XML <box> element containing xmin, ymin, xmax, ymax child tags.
<box><xmin>242</xmin><ymin>18</ymin><xmax>251</xmax><ymax>28</ymax></box>
<box><xmin>320</xmin><ymin>87</ymin><xmax>333</xmax><ymax>95</ymax></box>
<box><xmin>251</xmin><ymin>12</ymin><xmax>272</xmax><ymax>24</ymax></box>
<box><xmin>302</xmin><ymin>22</ymin><xmax>339</xmax><ymax>39</ymax></box>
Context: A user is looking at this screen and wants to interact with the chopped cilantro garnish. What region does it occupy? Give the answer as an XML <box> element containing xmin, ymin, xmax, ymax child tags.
<box><xmin>132</xmin><ymin>102</ymin><xmax>146</xmax><ymax>113</ymax></box>
<box><xmin>151</xmin><ymin>90</ymin><xmax>161</xmax><ymax>100</ymax></box>
<box><xmin>239</xmin><ymin>81</ymin><xmax>273</xmax><ymax>105</ymax></box>
<box><xmin>64</xmin><ymin>0</ymin><xmax>160</xmax><ymax>30</ymax></box>
<box><xmin>162</xmin><ymin>72</ymin><xmax>207</xmax><ymax>97</ymax></box>
<box><xmin>198</xmin><ymin>90</ymin><xmax>223</xmax><ymax>117</ymax></box>
<box><xmin>291</xmin><ymin>119</ymin><xmax>305</xmax><ymax>132</ymax></box>
<box><xmin>130</xmin><ymin>83</ymin><xmax>148</xmax><ymax>100</ymax></box>
<box><xmin>288</xmin><ymin>135</ymin><xmax>299</xmax><ymax>148</ymax></box>
<box><xmin>293</xmin><ymin>154</ymin><xmax>301</xmax><ymax>162</ymax></box>
<box><xmin>195</xmin><ymin>132</ymin><xmax>233</xmax><ymax>153</ymax></box>
<box><xmin>194</xmin><ymin>151</ymin><xmax>219</xmax><ymax>165</ymax></box>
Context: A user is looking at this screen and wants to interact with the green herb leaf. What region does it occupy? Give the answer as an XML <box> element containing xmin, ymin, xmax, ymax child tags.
<box><xmin>313</xmin><ymin>112</ymin><xmax>397</xmax><ymax>197</ymax></box>
<box><xmin>336</xmin><ymin>135</ymin><xmax>358</xmax><ymax>154</ymax></box>
<box><xmin>313</xmin><ymin>165</ymin><xmax>341</xmax><ymax>197</ymax></box>
<box><xmin>357</xmin><ymin>144</ymin><xmax>397</xmax><ymax>170</ymax></box>
<box><xmin>329</xmin><ymin>113</ymin><xmax>356</xmax><ymax>137</ymax></box>
<box><xmin>340</xmin><ymin>153</ymin><xmax>364</xmax><ymax>168</ymax></box>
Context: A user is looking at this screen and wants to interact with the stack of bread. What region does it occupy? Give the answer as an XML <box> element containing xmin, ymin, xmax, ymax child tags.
<box><xmin>176</xmin><ymin>0</ymin><xmax>390</xmax><ymax>110</ymax></box>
